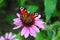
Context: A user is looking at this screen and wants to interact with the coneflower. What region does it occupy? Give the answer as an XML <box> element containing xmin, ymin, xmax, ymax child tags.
<box><xmin>13</xmin><ymin>7</ymin><xmax>45</xmax><ymax>38</ymax></box>
<box><xmin>0</xmin><ymin>32</ymin><xmax>18</xmax><ymax>40</ymax></box>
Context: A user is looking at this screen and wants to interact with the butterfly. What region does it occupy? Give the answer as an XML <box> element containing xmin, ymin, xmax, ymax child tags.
<box><xmin>18</xmin><ymin>7</ymin><xmax>35</xmax><ymax>26</ymax></box>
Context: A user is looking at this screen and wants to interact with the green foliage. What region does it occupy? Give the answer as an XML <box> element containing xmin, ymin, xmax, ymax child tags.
<box><xmin>20</xmin><ymin>0</ymin><xmax>26</xmax><ymax>6</ymax></box>
<box><xmin>52</xmin><ymin>11</ymin><xmax>60</xmax><ymax>17</ymax></box>
<box><xmin>44</xmin><ymin>0</ymin><xmax>57</xmax><ymax>23</ymax></box>
<box><xmin>0</xmin><ymin>0</ymin><xmax>4</xmax><ymax>4</ymax></box>
<box><xmin>0</xmin><ymin>0</ymin><xmax>6</xmax><ymax>8</ymax></box>
<box><xmin>47</xmin><ymin>21</ymin><xmax>60</xmax><ymax>40</ymax></box>
<box><xmin>0</xmin><ymin>10</ymin><xmax>5</xmax><ymax>14</ymax></box>
<box><xmin>17</xmin><ymin>0</ymin><xmax>26</xmax><ymax>6</ymax></box>
<box><xmin>52</xmin><ymin>33</ymin><xmax>56</xmax><ymax>40</ymax></box>
<box><xmin>16</xmin><ymin>32</ymin><xmax>24</xmax><ymax>40</ymax></box>
<box><xmin>49</xmin><ymin>21</ymin><xmax>60</xmax><ymax>30</ymax></box>
<box><xmin>46</xmin><ymin>30</ymin><xmax>52</xmax><ymax>40</ymax></box>
<box><xmin>56</xmin><ymin>30</ymin><xmax>60</xmax><ymax>40</ymax></box>
<box><xmin>4</xmin><ymin>14</ymin><xmax>16</xmax><ymax>23</ymax></box>
<box><xmin>36</xmin><ymin>32</ymin><xmax>47</xmax><ymax>40</ymax></box>
<box><xmin>27</xmin><ymin>5</ymin><xmax>39</xmax><ymax>13</ymax></box>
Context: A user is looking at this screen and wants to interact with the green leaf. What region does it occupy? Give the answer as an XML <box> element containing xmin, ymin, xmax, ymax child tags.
<box><xmin>52</xmin><ymin>11</ymin><xmax>60</xmax><ymax>17</ymax></box>
<box><xmin>0</xmin><ymin>0</ymin><xmax>4</xmax><ymax>4</ymax></box>
<box><xmin>52</xmin><ymin>32</ymin><xmax>56</xmax><ymax>40</ymax></box>
<box><xmin>49</xmin><ymin>21</ymin><xmax>60</xmax><ymax>30</ymax></box>
<box><xmin>4</xmin><ymin>14</ymin><xmax>16</xmax><ymax>23</ymax></box>
<box><xmin>27</xmin><ymin>5</ymin><xmax>38</xmax><ymax>13</ymax></box>
<box><xmin>56</xmin><ymin>30</ymin><xmax>60</xmax><ymax>39</ymax></box>
<box><xmin>47</xmin><ymin>21</ymin><xmax>60</xmax><ymax>40</ymax></box>
<box><xmin>36</xmin><ymin>32</ymin><xmax>47</xmax><ymax>40</ymax></box>
<box><xmin>0</xmin><ymin>10</ymin><xmax>5</xmax><ymax>14</ymax></box>
<box><xmin>17</xmin><ymin>0</ymin><xmax>26</xmax><ymax>6</ymax></box>
<box><xmin>16</xmin><ymin>32</ymin><xmax>24</xmax><ymax>40</ymax></box>
<box><xmin>0</xmin><ymin>0</ymin><xmax>6</xmax><ymax>8</ymax></box>
<box><xmin>44</xmin><ymin>0</ymin><xmax>57</xmax><ymax>23</ymax></box>
<box><xmin>21</xmin><ymin>0</ymin><xmax>26</xmax><ymax>6</ymax></box>
<box><xmin>47</xmin><ymin>30</ymin><xmax>52</xmax><ymax>39</ymax></box>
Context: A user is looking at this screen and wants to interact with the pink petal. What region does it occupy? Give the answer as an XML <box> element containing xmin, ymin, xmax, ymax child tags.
<box><xmin>13</xmin><ymin>18</ymin><xmax>20</xmax><ymax>22</ymax></box>
<box><xmin>0</xmin><ymin>36</ymin><xmax>5</xmax><ymax>40</ymax></box>
<box><xmin>13</xmin><ymin>22</ymin><xmax>19</xmax><ymax>25</ymax></box>
<box><xmin>5</xmin><ymin>33</ymin><xmax>8</xmax><ymax>39</ymax></box>
<box><xmin>21</xmin><ymin>27</ymin><xmax>27</xmax><ymax>36</ymax></box>
<box><xmin>8</xmin><ymin>32</ymin><xmax>12</xmax><ymax>39</ymax></box>
<box><xmin>16</xmin><ymin>13</ymin><xmax>20</xmax><ymax>18</ymax></box>
<box><xmin>13</xmin><ymin>26</ymin><xmax>22</xmax><ymax>30</ymax></box>
<box><xmin>24</xmin><ymin>28</ymin><xmax>29</xmax><ymax>38</ymax></box>
<box><xmin>35</xmin><ymin>20</ymin><xmax>45</xmax><ymax>29</ymax></box>
<box><xmin>13</xmin><ymin>21</ymin><xmax>22</xmax><ymax>25</ymax></box>
<box><xmin>13</xmin><ymin>18</ymin><xmax>21</xmax><ymax>25</ymax></box>
<box><xmin>35</xmin><ymin>19</ymin><xmax>44</xmax><ymax>24</ymax></box>
<box><xmin>32</xmin><ymin>25</ymin><xmax>40</xmax><ymax>32</ymax></box>
<box><xmin>30</xmin><ymin>27</ymin><xmax>36</xmax><ymax>37</ymax></box>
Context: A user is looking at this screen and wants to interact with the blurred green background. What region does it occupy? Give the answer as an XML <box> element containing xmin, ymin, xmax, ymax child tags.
<box><xmin>0</xmin><ymin>0</ymin><xmax>60</xmax><ymax>40</ymax></box>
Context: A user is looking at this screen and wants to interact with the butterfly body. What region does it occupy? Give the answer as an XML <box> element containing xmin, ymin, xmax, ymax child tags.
<box><xmin>19</xmin><ymin>7</ymin><xmax>35</xmax><ymax>26</ymax></box>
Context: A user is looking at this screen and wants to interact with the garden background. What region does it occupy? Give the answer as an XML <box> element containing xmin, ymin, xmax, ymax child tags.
<box><xmin>0</xmin><ymin>0</ymin><xmax>60</xmax><ymax>40</ymax></box>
